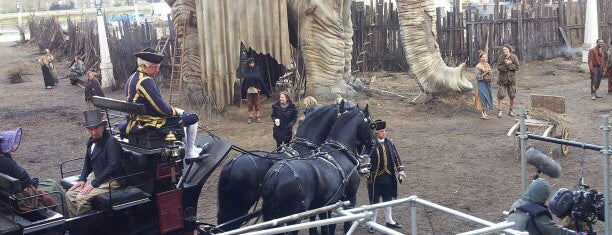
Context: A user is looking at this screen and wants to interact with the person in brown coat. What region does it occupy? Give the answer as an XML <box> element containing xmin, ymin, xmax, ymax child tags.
<box><xmin>84</xmin><ymin>71</ymin><xmax>105</xmax><ymax>110</ymax></box>
<box><xmin>496</xmin><ymin>44</ymin><xmax>520</xmax><ymax>118</ymax></box>
<box><xmin>588</xmin><ymin>39</ymin><xmax>605</xmax><ymax>99</ymax></box>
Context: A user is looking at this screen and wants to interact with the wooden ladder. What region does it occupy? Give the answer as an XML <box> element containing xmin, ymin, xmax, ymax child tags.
<box><xmin>167</xmin><ymin>39</ymin><xmax>183</xmax><ymax>106</ymax></box>
<box><xmin>155</xmin><ymin>35</ymin><xmax>171</xmax><ymax>54</ymax></box>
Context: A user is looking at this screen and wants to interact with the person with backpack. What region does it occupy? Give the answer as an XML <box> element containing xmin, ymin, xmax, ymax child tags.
<box><xmin>507</xmin><ymin>178</ymin><xmax>577</xmax><ymax>234</ymax></box>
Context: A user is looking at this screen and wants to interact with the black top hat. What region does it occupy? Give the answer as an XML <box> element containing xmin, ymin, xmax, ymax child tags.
<box><xmin>373</xmin><ymin>119</ymin><xmax>386</xmax><ymax>131</ymax></box>
<box><xmin>83</xmin><ymin>109</ymin><xmax>107</xmax><ymax>128</ymax></box>
<box><xmin>134</xmin><ymin>47</ymin><xmax>164</xmax><ymax>64</ymax></box>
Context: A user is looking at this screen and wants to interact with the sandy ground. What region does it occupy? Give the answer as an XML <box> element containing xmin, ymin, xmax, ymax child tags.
<box><xmin>1</xmin><ymin>41</ymin><xmax>611</xmax><ymax>234</ymax></box>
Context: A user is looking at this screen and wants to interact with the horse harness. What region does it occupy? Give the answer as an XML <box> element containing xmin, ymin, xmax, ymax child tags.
<box><xmin>314</xmin><ymin>139</ymin><xmax>362</xmax><ymax>206</ymax></box>
<box><xmin>281</xmin><ymin>137</ymin><xmax>319</xmax><ymax>158</ymax></box>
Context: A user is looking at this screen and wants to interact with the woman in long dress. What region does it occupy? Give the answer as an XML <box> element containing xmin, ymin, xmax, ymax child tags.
<box><xmin>38</xmin><ymin>49</ymin><xmax>55</xmax><ymax>89</ymax></box>
<box><xmin>475</xmin><ymin>50</ymin><xmax>494</xmax><ymax>119</ymax></box>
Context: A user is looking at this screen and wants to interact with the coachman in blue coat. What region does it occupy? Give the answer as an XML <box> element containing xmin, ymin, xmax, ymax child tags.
<box><xmin>124</xmin><ymin>48</ymin><xmax>203</xmax><ymax>159</ymax></box>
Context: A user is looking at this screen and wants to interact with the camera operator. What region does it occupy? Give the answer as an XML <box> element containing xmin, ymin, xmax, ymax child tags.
<box><xmin>507</xmin><ymin>178</ymin><xmax>578</xmax><ymax>235</ymax></box>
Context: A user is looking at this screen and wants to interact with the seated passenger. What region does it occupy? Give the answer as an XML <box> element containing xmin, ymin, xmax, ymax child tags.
<box><xmin>66</xmin><ymin>110</ymin><xmax>124</xmax><ymax>217</ymax></box>
<box><xmin>124</xmin><ymin>48</ymin><xmax>202</xmax><ymax>158</ymax></box>
<box><xmin>0</xmin><ymin>128</ymin><xmax>32</xmax><ymax>189</ymax></box>
<box><xmin>1</xmin><ymin>127</ymin><xmax>62</xmax><ymax>212</ymax></box>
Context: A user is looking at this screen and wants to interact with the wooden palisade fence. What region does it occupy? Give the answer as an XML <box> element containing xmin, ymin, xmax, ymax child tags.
<box><xmin>351</xmin><ymin>0</ymin><xmax>408</xmax><ymax>73</ymax></box>
<box><xmin>28</xmin><ymin>14</ymin><xmax>173</xmax><ymax>89</ymax></box>
<box><xmin>351</xmin><ymin>0</ymin><xmax>612</xmax><ymax>72</ymax></box>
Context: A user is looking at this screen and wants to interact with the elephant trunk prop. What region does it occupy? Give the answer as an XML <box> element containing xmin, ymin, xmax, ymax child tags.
<box><xmin>166</xmin><ymin>0</ymin><xmax>473</xmax><ymax>111</ymax></box>
<box><xmin>287</xmin><ymin>0</ymin><xmax>356</xmax><ymax>99</ymax></box>
<box><xmin>397</xmin><ymin>0</ymin><xmax>473</xmax><ymax>93</ymax></box>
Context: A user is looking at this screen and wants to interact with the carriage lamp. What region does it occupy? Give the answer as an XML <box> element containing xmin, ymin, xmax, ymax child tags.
<box><xmin>161</xmin><ymin>131</ymin><xmax>186</xmax><ymax>183</ymax></box>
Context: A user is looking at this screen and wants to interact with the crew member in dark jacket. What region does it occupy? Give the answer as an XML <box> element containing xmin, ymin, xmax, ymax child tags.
<box><xmin>66</xmin><ymin>109</ymin><xmax>124</xmax><ymax>217</ymax></box>
<box><xmin>507</xmin><ymin>178</ymin><xmax>576</xmax><ymax>235</ymax></box>
<box><xmin>0</xmin><ymin>127</ymin><xmax>32</xmax><ymax>189</ymax></box>
<box><xmin>84</xmin><ymin>71</ymin><xmax>105</xmax><ymax>110</ymax></box>
<box><xmin>241</xmin><ymin>58</ymin><xmax>270</xmax><ymax>124</ymax></box>
<box><xmin>271</xmin><ymin>92</ymin><xmax>298</xmax><ymax>148</ymax></box>
<box><xmin>366</xmin><ymin>120</ymin><xmax>406</xmax><ymax>233</ymax></box>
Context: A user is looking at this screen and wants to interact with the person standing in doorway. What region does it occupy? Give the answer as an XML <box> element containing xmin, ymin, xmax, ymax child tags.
<box><xmin>271</xmin><ymin>92</ymin><xmax>298</xmax><ymax>148</ymax></box>
<box><xmin>588</xmin><ymin>39</ymin><xmax>605</xmax><ymax>99</ymax></box>
<box><xmin>241</xmin><ymin>57</ymin><xmax>270</xmax><ymax>124</ymax></box>
<box><xmin>366</xmin><ymin>120</ymin><xmax>406</xmax><ymax>233</ymax></box>
<box><xmin>496</xmin><ymin>44</ymin><xmax>520</xmax><ymax>118</ymax></box>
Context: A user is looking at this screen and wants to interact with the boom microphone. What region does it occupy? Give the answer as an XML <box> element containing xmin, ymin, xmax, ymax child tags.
<box><xmin>526</xmin><ymin>146</ymin><xmax>562</xmax><ymax>178</ymax></box>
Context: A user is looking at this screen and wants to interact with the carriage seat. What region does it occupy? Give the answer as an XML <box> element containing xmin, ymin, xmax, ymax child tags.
<box><xmin>59</xmin><ymin>175</ymin><xmax>151</xmax><ymax>211</ymax></box>
<box><xmin>91</xmin><ymin>96</ymin><xmax>185</xmax><ymax>150</ymax></box>
<box><xmin>92</xmin><ymin>187</ymin><xmax>150</xmax><ymax>211</ymax></box>
<box><xmin>0</xmin><ymin>173</ymin><xmax>22</xmax><ymax>196</ymax></box>
<box><xmin>59</xmin><ymin>176</ymin><xmax>80</xmax><ymax>191</ymax></box>
<box><xmin>59</xmin><ymin>149</ymin><xmax>146</xmax><ymax>191</ymax></box>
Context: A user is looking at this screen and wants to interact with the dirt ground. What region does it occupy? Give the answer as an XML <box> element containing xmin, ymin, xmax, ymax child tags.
<box><xmin>1</xmin><ymin>41</ymin><xmax>611</xmax><ymax>234</ymax></box>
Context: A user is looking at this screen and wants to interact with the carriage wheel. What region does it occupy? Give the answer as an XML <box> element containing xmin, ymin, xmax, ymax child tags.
<box><xmin>560</xmin><ymin>127</ymin><xmax>570</xmax><ymax>156</ymax></box>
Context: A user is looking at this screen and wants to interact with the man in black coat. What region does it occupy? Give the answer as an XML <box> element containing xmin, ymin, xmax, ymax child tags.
<box><xmin>66</xmin><ymin>109</ymin><xmax>124</xmax><ymax>217</ymax></box>
<box><xmin>241</xmin><ymin>58</ymin><xmax>270</xmax><ymax>123</ymax></box>
<box><xmin>366</xmin><ymin>120</ymin><xmax>406</xmax><ymax>233</ymax></box>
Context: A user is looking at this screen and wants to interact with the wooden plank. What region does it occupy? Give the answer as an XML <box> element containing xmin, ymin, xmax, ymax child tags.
<box><xmin>530</xmin><ymin>94</ymin><xmax>566</xmax><ymax>114</ymax></box>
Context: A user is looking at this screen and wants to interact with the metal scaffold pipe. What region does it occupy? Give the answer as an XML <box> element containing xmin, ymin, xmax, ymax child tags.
<box><xmin>602</xmin><ymin>115</ymin><xmax>611</xmax><ymax>235</ymax></box>
<box><xmin>519</xmin><ymin>108</ymin><xmax>527</xmax><ymax>192</ymax></box>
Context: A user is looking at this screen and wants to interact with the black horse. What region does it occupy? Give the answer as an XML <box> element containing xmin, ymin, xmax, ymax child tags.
<box><xmin>217</xmin><ymin>103</ymin><xmax>348</xmax><ymax>230</ymax></box>
<box><xmin>261</xmin><ymin>106</ymin><xmax>374</xmax><ymax>235</ymax></box>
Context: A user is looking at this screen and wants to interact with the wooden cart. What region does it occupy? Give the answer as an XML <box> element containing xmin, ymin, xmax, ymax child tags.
<box><xmin>506</xmin><ymin>95</ymin><xmax>570</xmax><ymax>161</ymax></box>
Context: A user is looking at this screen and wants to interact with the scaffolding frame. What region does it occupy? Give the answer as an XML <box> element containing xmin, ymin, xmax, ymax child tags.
<box><xmin>216</xmin><ymin>197</ymin><xmax>526</xmax><ymax>235</ymax></box>
<box><xmin>517</xmin><ymin>108</ymin><xmax>611</xmax><ymax>235</ymax></box>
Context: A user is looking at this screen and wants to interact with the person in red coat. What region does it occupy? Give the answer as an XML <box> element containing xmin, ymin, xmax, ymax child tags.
<box><xmin>588</xmin><ymin>39</ymin><xmax>605</xmax><ymax>100</ymax></box>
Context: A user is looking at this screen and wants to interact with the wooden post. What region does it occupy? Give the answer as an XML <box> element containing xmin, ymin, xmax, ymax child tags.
<box><xmin>492</xmin><ymin>0</ymin><xmax>499</xmax><ymax>58</ymax></box>
<box><xmin>466</xmin><ymin>4</ymin><xmax>472</xmax><ymax>66</ymax></box>
<box><xmin>517</xmin><ymin>2</ymin><xmax>523</xmax><ymax>60</ymax></box>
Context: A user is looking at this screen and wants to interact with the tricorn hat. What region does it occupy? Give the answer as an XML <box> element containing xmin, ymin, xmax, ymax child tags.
<box><xmin>372</xmin><ymin>119</ymin><xmax>386</xmax><ymax>131</ymax></box>
<box><xmin>134</xmin><ymin>47</ymin><xmax>164</xmax><ymax>64</ymax></box>
<box><xmin>83</xmin><ymin>109</ymin><xmax>107</xmax><ymax>128</ymax></box>
<box><xmin>1</xmin><ymin>127</ymin><xmax>22</xmax><ymax>153</ymax></box>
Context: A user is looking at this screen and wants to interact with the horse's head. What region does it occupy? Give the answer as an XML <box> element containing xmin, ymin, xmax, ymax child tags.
<box><xmin>355</xmin><ymin>104</ymin><xmax>375</xmax><ymax>156</ymax></box>
<box><xmin>337</xmin><ymin>99</ymin><xmax>357</xmax><ymax>115</ymax></box>
<box><xmin>295</xmin><ymin>103</ymin><xmax>344</xmax><ymax>146</ymax></box>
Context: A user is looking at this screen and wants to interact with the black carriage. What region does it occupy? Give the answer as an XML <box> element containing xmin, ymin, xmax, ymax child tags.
<box><xmin>0</xmin><ymin>96</ymin><xmax>231</xmax><ymax>235</ymax></box>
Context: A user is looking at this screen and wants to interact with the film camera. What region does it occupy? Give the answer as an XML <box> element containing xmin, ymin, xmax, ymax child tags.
<box><xmin>550</xmin><ymin>185</ymin><xmax>605</xmax><ymax>225</ymax></box>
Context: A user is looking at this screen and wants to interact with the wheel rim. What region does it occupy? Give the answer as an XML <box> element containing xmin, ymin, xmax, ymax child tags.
<box><xmin>560</xmin><ymin>127</ymin><xmax>570</xmax><ymax>155</ymax></box>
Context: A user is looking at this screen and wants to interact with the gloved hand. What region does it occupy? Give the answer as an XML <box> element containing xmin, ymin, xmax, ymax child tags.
<box><xmin>175</xmin><ymin>107</ymin><xmax>184</xmax><ymax>116</ymax></box>
<box><xmin>397</xmin><ymin>171</ymin><xmax>407</xmax><ymax>183</ymax></box>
